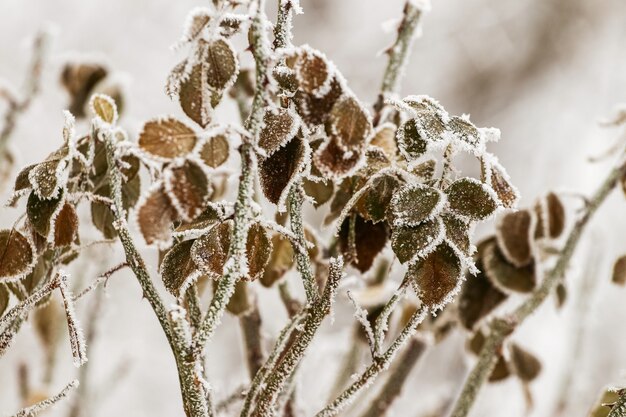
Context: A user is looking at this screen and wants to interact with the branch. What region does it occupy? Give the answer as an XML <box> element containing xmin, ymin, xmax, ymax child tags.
<box><xmin>192</xmin><ymin>0</ymin><xmax>270</xmax><ymax>355</ymax></box>
<box><xmin>359</xmin><ymin>337</ymin><xmax>427</xmax><ymax>417</ymax></box>
<box><xmin>251</xmin><ymin>257</ymin><xmax>344</xmax><ymax>416</ymax></box>
<box><xmin>11</xmin><ymin>380</ymin><xmax>79</xmax><ymax>417</ymax></box>
<box><xmin>316</xmin><ymin>304</ymin><xmax>430</xmax><ymax>417</ymax></box>
<box><xmin>372</xmin><ymin>1</ymin><xmax>429</xmax><ymax>125</ymax></box>
<box><xmin>449</xmin><ymin>156</ymin><xmax>626</xmax><ymax>417</ymax></box>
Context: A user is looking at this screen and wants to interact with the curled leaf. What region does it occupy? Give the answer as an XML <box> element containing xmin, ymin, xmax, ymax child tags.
<box><xmin>496</xmin><ymin>210</ymin><xmax>533</xmax><ymax>267</ymax></box>
<box><xmin>482</xmin><ymin>239</ymin><xmax>535</xmax><ymax>293</ymax></box>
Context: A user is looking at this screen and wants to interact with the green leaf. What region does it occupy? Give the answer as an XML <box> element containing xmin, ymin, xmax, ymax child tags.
<box><xmin>446</xmin><ymin>177</ymin><xmax>498</xmax><ymax>221</ymax></box>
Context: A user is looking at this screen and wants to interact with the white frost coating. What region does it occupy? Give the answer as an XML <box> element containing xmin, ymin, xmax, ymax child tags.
<box><xmin>45</xmin><ymin>194</ymin><xmax>69</xmax><ymax>244</ymax></box>
<box><xmin>88</xmin><ymin>93</ymin><xmax>119</xmax><ymax>126</ymax></box>
<box><xmin>405</xmin><ymin>217</ymin><xmax>446</xmax><ymax>265</ymax></box>
<box><xmin>479</xmin><ymin>126</ymin><xmax>501</xmax><ymax>143</ymax></box>
<box><xmin>295</xmin><ymin>45</ymin><xmax>335</xmax><ymax>99</ymax></box>
<box><xmin>346</xmin><ymin>290</ymin><xmax>376</xmax><ymax>354</ymax></box>
<box><xmin>58</xmin><ymin>270</ymin><xmax>88</xmax><ymax>367</ymax></box>
<box><xmin>483</xmin><ymin>152</ymin><xmax>521</xmax><ymax>207</ymax></box>
<box><xmin>174</xmin><ymin>7</ymin><xmax>212</xmax><ymax>49</ymax></box>
<box><xmin>391</xmin><ymin>184</ymin><xmax>447</xmax><ymax>228</ymax></box>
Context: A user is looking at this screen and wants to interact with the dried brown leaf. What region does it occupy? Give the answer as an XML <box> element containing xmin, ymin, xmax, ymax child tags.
<box><xmin>138</xmin><ymin>117</ymin><xmax>197</xmax><ymax>159</ymax></box>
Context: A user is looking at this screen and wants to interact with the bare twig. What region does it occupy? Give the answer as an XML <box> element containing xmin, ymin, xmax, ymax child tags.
<box><xmin>11</xmin><ymin>380</ymin><xmax>79</xmax><ymax>417</ymax></box>
<box><xmin>252</xmin><ymin>257</ymin><xmax>344</xmax><ymax>416</ymax></box>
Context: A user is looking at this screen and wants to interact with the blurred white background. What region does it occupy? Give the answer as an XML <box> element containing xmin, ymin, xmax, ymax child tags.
<box><xmin>1</xmin><ymin>0</ymin><xmax>626</xmax><ymax>416</ymax></box>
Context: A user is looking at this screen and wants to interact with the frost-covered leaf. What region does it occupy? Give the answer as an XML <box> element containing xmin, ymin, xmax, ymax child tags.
<box><xmin>326</xmin><ymin>95</ymin><xmax>372</xmax><ymax>151</ymax></box>
<box><xmin>53</xmin><ymin>203</ymin><xmax>78</xmax><ymax>248</ymax></box>
<box><xmin>391</xmin><ymin>219</ymin><xmax>443</xmax><ymax>264</ymax></box>
<box><xmin>294</xmin><ymin>77</ymin><xmax>343</xmax><ymax>127</ymax></box>
<box><xmin>370</xmin><ymin>123</ymin><xmax>397</xmax><ymax>160</ymax></box>
<box><xmin>302</xmin><ymin>172</ymin><xmax>334</xmax><ymax>208</ymax></box>
<box><xmin>407</xmin><ymin>243</ymin><xmax>461</xmax><ymax>309</ymax></box>
<box><xmin>28</xmin><ymin>147</ymin><xmax>69</xmax><ymax>199</ymax></box>
<box><xmin>175</xmin><ymin>205</ymin><xmax>223</xmax><ymax>234</ymax></box>
<box><xmin>61</xmin><ymin>62</ymin><xmax>108</xmax><ymax>118</ymax></box>
<box><xmin>89</xmin><ymin>94</ymin><xmax>118</xmax><ymax>124</ymax></box>
<box><xmin>449</xmin><ymin>116</ymin><xmax>481</xmax><ymax>150</ymax></box>
<box><xmin>446</xmin><ymin>178</ymin><xmax>498</xmax><ymax>221</ymax></box>
<box><xmin>339</xmin><ymin>216</ymin><xmax>388</xmax><ymax>273</ymax></box>
<box><xmin>612</xmin><ymin>255</ymin><xmax>626</xmax><ymax>286</ymax></box>
<box><xmin>259</xmin><ymin>137</ymin><xmax>305</xmax><ymax>205</ymax></box>
<box><xmin>535</xmin><ymin>192</ymin><xmax>565</xmax><ymax>239</ymax></box>
<box><xmin>496</xmin><ymin>210</ymin><xmax>533</xmax><ymax>267</ymax></box>
<box><xmin>160</xmin><ymin>239</ymin><xmax>198</xmax><ymax>296</ymax></box>
<box><xmin>356</xmin><ymin>174</ymin><xmax>400</xmax><ymax>223</ymax></box>
<box><xmin>397</xmin><ymin>119</ymin><xmax>427</xmax><ymax>161</ymax></box>
<box><xmin>138</xmin><ymin>117</ymin><xmax>197</xmax><ymax>159</ymax></box>
<box><xmin>191</xmin><ymin>221</ymin><xmax>232</xmax><ymax>279</ymax></box>
<box><xmin>137</xmin><ymin>185</ymin><xmax>177</xmax><ymax>246</ymax></box>
<box><xmin>509</xmin><ymin>343</ymin><xmax>541</xmax><ymax>382</ymax></box>
<box><xmin>391</xmin><ymin>184</ymin><xmax>444</xmax><ymax>227</ymax></box>
<box><xmin>13</xmin><ymin>164</ymin><xmax>36</xmax><ymax>195</ymax></box>
<box><xmin>442</xmin><ymin>212</ymin><xmax>471</xmax><ymax>256</ymax></box>
<box><xmin>411</xmin><ymin>159</ymin><xmax>436</xmax><ymax>181</ymax></box>
<box><xmin>199</xmin><ymin>133</ymin><xmax>230</xmax><ymax>168</ymax></box>
<box><xmin>165</xmin><ymin>160</ymin><xmax>210</xmax><ymax>221</ymax></box>
<box><xmin>489</xmin><ymin>162</ymin><xmax>519</xmax><ymax>208</ymax></box>
<box><xmin>204</xmin><ymin>38</ymin><xmax>239</xmax><ymax>91</ymax></box>
<box><xmin>482</xmin><ymin>239</ymin><xmax>535</xmax><ymax>293</ymax></box>
<box><xmin>27</xmin><ymin>191</ymin><xmax>64</xmax><ymax>238</ymax></box>
<box><xmin>314</xmin><ymin>136</ymin><xmax>363</xmax><ymax>180</ymax></box>
<box><xmin>179</xmin><ymin>8</ymin><xmax>211</xmax><ymax>44</ymax></box>
<box><xmin>294</xmin><ymin>47</ymin><xmax>331</xmax><ymax>96</ymax></box>
<box><xmin>258</xmin><ymin>108</ymin><xmax>298</xmax><ymax>156</ymax></box>
<box><xmin>458</xmin><ymin>260</ymin><xmax>507</xmax><ymax>330</ymax></box>
<box><xmin>261</xmin><ymin>233</ymin><xmax>294</xmax><ymax>287</ymax></box>
<box><xmin>178</xmin><ymin>63</ymin><xmax>212</xmax><ymax>128</ymax></box>
<box><xmin>0</xmin><ymin>229</ymin><xmax>34</xmax><ymax>281</ymax></box>
<box><xmin>245</xmin><ymin>224</ymin><xmax>272</xmax><ymax>281</ymax></box>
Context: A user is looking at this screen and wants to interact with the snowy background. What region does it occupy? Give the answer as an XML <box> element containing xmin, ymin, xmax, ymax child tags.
<box><xmin>1</xmin><ymin>0</ymin><xmax>626</xmax><ymax>416</ymax></box>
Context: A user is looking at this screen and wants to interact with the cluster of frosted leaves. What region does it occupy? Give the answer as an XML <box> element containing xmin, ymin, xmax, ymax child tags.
<box><xmin>167</xmin><ymin>10</ymin><xmax>241</xmax><ymax>128</ymax></box>
<box><xmin>160</xmin><ymin>219</ymin><xmax>273</xmax><ymax>297</ymax></box>
<box><xmin>61</xmin><ymin>61</ymin><xmax>125</xmax><ymax>119</ymax></box>
<box><xmin>257</xmin><ymin>107</ymin><xmax>308</xmax><ymax>208</ymax></box>
<box><xmin>135</xmin><ymin>118</ymin><xmax>233</xmax><ymax>246</ymax></box>
<box><xmin>467</xmin><ymin>330</ymin><xmax>542</xmax><ymax>385</ymax></box>
<box><xmin>458</xmin><ymin>192</ymin><xmax>567</xmax><ymax>332</ymax></box>
<box><xmin>273</xmin><ymin>45</ymin><xmax>373</xmax><ymax>180</ymax></box>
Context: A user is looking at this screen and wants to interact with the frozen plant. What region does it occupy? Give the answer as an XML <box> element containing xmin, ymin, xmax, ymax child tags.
<box><xmin>2</xmin><ymin>1</ymin><xmax>626</xmax><ymax>417</ymax></box>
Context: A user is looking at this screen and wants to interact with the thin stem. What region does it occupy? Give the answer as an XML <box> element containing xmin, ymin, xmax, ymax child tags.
<box><xmin>316</xmin><ymin>305</ymin><xmax>430</xmax><ymax>417</ymax></box>
<box><xmin>240</xmin><ymin>298</ymin><xmax>265</xmax><ymax>378</ymax></box>
<box><xmin>192</xmin><ymin>0</ymin><xmax>269</xmax><ymax>356</ymax></box>
<box><xmin>252</xmin><ymin>257</ymin><xmax>344</xmax><ymax>416</ymax></box>
<box><xmin>372</xmin><ymin>1</ymin><xmax>428</xmax><ymax>125</ymax></box>
<box><xmin>11</xmin><ymin>380</ymin><xmax>79</xmax><ymax>417</ymax></box>
<box><xmin>103</xmin><ymin>131</ymin><xmax>208</xmax><ymax>417</ymax></box>
<box><xmin>359</xmin><ymin>337</ymin><xmax>427</xmax><ymax>417</ymax></box>
<box><xmin>289</xmin><ymin>185</ymin><xmax>317</xmax><ymax>302</ymax></box>
<box><xmin>449</xmin><ymin>156</ymin><xmax>626</xmax><ymax>417</ymax></box>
